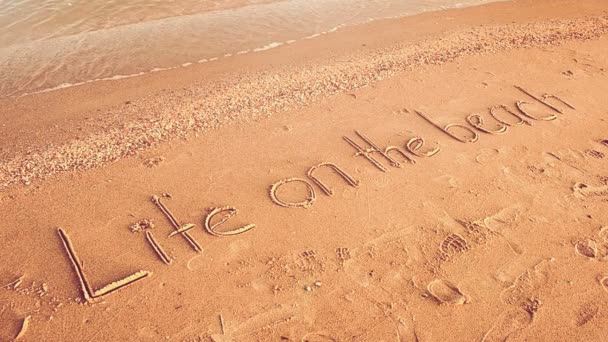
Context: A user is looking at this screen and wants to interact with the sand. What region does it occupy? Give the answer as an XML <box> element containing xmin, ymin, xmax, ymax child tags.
<box><xmin>1</xmin><ymin>0</ymin><xmax>608</xmax><ymax>340</ymax></box>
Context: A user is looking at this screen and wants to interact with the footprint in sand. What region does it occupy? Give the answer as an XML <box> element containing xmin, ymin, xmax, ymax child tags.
<box><xmin>335</xmin><ymin>247</ymin><xmax>351</xmax><ymax>270</ymax></box>
<box><xmin>295</xmin><ymin>250</ymin><xmax>326</xmax><ymax>275</ymax></box>
<box><xmin>576</xmin><ymin>302</ymin><xmax>600</xmax><ymax>326</ymax></box>
<box><xmin>482</xmin><ymin>204</ymin><xmax>525</xmax><ymax>233</ymax></box>
<box><xmin>440</xmin><ymin>233</ymin><xmax>469</xmax><ymax>255</ymax></box>
<box><xmin>433</xmin><ymin>174</ymin><xmax>459</xmax><ymax>188</ymax></box>
<box><xmin>572</xmin><ymin>182</ymin><xmax>608</xmax><ymax>198</ymax></box>
<box><xmin>575</xmin><ymin>239</ymin><xmax>598</xmax><ymax>258</ymax></box>
<box><xmin>482</xmin><ymin>308</ymin><xmax>533</xmax><ymax>342</ymax></box>
<box><xmin>426</xmin><ymin>279</ymin><xmax>469</xmax><ymax>305</ymax></box>
<box><xmin>500</xmin><ymin>260</ymin><xmax>552</xmax><ymax>308</ymax></box>
<box><xmin>585</xmin><ymin>149</ymin><xmax>605</xmax><ymax>159</ymax></box>
<box><xmin>574</xmin><ymin>227</ymin><xmax>608</xmax><ymax>260</ymax></box>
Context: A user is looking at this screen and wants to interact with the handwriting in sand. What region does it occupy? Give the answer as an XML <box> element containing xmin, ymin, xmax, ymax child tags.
<box><xmin>56</xmin><ymin>85</ymin><xmax>576</xmax><ymax>302</ymax></box>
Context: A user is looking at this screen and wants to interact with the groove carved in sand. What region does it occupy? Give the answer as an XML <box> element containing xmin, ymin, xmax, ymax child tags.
<box><xmin>415</xmin><ymin>110</ymin><xmax>479</xmax><ymax>143</ymax></box>
<box><xmin>14</xmin><ymin>315</ymin><xmax>31</xmax><ymax>340</ymax></box>
<box><xmin>204</xmin><ymin>206</ymin><xmax>255</xmax><ymax>237</ymax></box>
<box><xmin>343</xmin><ymin>131</ymin><xmax>398</xmax><ymax>172</ymax></box>
<box><xmin>490</xmin><ymin>104</ymin><xmax>531</xmax><ymax>126</ymax></box>
<box><xmin>385</xmin><ymin>146</ymin><xmax>417</xmax><ymax>165</ymax></box>
<box><xmin>307</xmin><ymin>162</ymin><xmax>360</xmax><ymax>196</ymax></box>
<box><xmin>343</xmin><ymin>135</ymin><xmax>387</xmax><ymax>171</ymax></box>
<box><xmin>2</xmin><ymin>275</ymin><xmax>24</xmax><ymax>289</ymax></box>
<box><xmin>513</xmin><ymin>85</ymin><xmax>579</xmax><ymax>122</ymax></box>
<box><xmin>167</xmin><ymin>223</ymin><xmax>195</xmax><ymax>237</ymax></box>
<box><xmin>405</xmin><ymin>137</ymin><xmax>441</xmax><ymax>158</ymax></box>
<box><xmin>515</xmin><ymin>101</ymin><xmax>558</xmax><ymax>121</ymax></box>
<box><xmin>152</xmin><ymin>195</ymin><xmax>202</xmax><ymax>252</ymax></box>
<box><xmin>145</xmin><ymin>231</ymin><xmax>172</xmax><ymax>265</ymax></box>
<box><xmin>57</xmin><ymin>228</ymin><xmax>151</xmax><ymax>302</ymax></box>
<box><xmin>512</xmin><ymin>88</ymin><xmax>575</xmax><ymax>124</ymax></box>
<box><xmin>599</xmin><ymin>275</ymin><xmax>608</xmax><ymax>292</ymax></box>
<box><xmin>542</xmin><ymin>94</ymin><xmax>576</xmax><ymax>111</ymax></box>
<box><xmin>211</xmin><ymin>304</ymin><xmax>297</xmax><ymax>339</ymax></box>
<box><xmin>354</xmin><ymin>131</ymin><xmax>401</xmax><ymax>167</ymax></box>
<box><xmin>269</xmin><ymin>178</ymin><xmax>316</xmax><ymax>209</ymax></box>
<box><xmin>515</xmin><ymin>85</ymin><xmax>569</xmax><ymax>114</ymax></box>
<box><xmin>466</xmin><ymin>113</ymin><xmax>509</xmax><ymax>135</ymax></box>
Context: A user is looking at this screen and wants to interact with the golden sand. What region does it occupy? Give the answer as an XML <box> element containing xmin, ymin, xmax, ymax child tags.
<box><xmin>2</xmin><ymin>0</ymin><xmax>608</xmax><ymax>340</ymax></box>
<box><xmin>1</xmin><ymin>15</ymin><xmax>608</xmax><ymax>188</ymax></box>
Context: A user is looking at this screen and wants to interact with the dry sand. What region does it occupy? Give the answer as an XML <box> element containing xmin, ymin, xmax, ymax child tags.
<box><xmin>1</xmin><ymin>0</ymin><xmax>608</xmax><ymax>340</ymax></box>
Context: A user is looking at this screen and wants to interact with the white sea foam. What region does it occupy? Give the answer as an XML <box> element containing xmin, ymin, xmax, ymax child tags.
<box><xmin>304</xmin><ymin>33</ymin><xmax>321</xmax><ymax>39</ymax></box>
<box><xmin>6</xmin><ymin>0</ymin><xmax>503</xmax><ymax>98</ymax></box>
<box><xmin>253</xmin><ymin>42</ymin><xmax>284</xmax><ymax>52</ymax></box>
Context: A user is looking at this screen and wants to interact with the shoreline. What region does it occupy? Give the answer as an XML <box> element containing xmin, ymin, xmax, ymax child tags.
<box><xmin>1</xmin><ymin>0</ymin><xmax>502</xmax><ymax>99</ymax></box>
<box><xmin>2</xmin><ymin>1</ymin><xmax>502</xmax><ymax>99</ymax></box>
<box><xmin>2</xmin><ymin>0</ymin><xmax>605</xmax><ymax>156</ymax></box>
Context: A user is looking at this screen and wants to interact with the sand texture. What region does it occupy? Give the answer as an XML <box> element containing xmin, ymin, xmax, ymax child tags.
<box><xmin>1</xmin><ymin>0</ymin><xmax>608</xmax><ymax>341</ymax></box>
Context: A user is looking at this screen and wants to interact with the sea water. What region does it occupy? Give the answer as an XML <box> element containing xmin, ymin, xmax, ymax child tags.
<box><xmin>0</xmin><ymin>0</ymin><xmax>501</xmax><ymax>97</ymax></box>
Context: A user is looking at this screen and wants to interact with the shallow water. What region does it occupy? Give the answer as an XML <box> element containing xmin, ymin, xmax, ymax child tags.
<box><xmin>0</xmin><ymin>0</ymin><xmax>500</xmax><ymax>97</ymax></box>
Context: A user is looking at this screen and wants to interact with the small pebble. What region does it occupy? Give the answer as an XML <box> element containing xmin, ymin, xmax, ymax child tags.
<box><xmin>304</xmin><ymin>285</ymin><xmax>312</xmax><ymax>292</ymax></box>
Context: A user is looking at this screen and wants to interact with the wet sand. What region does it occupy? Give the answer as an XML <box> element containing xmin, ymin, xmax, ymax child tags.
<box><xmin>2</xmin><ymin>0</ymin><xmax>608</xmax><ymax>340</ymax></box>
<box><xmin>0</xmin><ymin>0</ymin><xmax>498</xmax><ymax>97</ymax></box>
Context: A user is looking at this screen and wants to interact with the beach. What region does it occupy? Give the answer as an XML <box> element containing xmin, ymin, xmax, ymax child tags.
<box><xmin>1</xmin><ymin>0</ymin><xmax>608</xmax><ymax>340</ymax></box>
